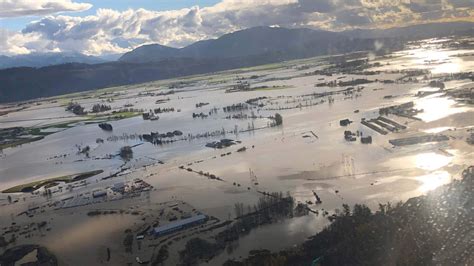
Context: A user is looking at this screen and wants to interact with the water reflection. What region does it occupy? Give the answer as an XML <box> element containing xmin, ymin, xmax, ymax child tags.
<box><xmin>209</xmin><ymin>215</ymin><xmax>327</xmax><ymax>265</ymax></box>
<box><xmin>413</xmin><ymin>152</ymin><xmax>452</xmax><ymax>193</ymax></box>
<box><xmin>416</xmin><ymin>171</ymin><xmax>451</xmax><ymax>193</ymax></box>
<box><xmin>384</xmin><ymin>152</ymin><xmax>451</xmax><ymax>171</ymax></box>
<box><xmin>382</xmin><ymin>152</ymin><xmax>453</xmax><ymax>193</ymax></box>
<box><xmin>413</xmin><ymin>49</ymin><xmax>461</xmax><ymax>74</ymax></box>
<box><xmin>423</xmin><ymin>127</ymin><xmax>454</xmax><ymax>133</ymax></box>
<box><xmin>415</xmin><ymin>95</ymin><xmax>468</xmax><ymax>122</ymax></box>
<box><xmin>415</xmin><ymin>152</ymin><xmax>452</xmax><ymax>171</ymax></box>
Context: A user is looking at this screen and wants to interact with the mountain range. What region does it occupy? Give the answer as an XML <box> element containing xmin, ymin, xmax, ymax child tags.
<box><xmin>119</xmin><ymin>21</ymin><xmax>474</xmax><ymax>64</ymax></box>
<box><xmin>0</xmin><ymin>21</ymin><xmax>473</xmax><ymax>103</ymax></box>
<box><xmin>118</xmin><ymin>27</ymin><xmax>346</xmax><ymax>63</ymax></box>
<box><xmin>0</xmin><ymin>52</ymin><xmax>109</xmax><ymax>69</ymax></box>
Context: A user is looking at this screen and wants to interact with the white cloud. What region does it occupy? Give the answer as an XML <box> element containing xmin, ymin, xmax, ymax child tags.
<box><xmin>0</xmin><ymin>0</ymin><xmax>92</xmax><ymax>18</ymax></box>
<box><xmin>0</xmin><ymin>0</ymin><xmax>473</xmax><ymax>56</ymax></box>
<box><xmin>0</xmin><ymin>28</ymin><xmax>46</xmax><ymax>55</ymax></box>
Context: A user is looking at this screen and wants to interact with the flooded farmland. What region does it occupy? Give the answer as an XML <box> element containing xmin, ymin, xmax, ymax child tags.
<box><xmin>1</xmin><ymin>37</ymin><xmax>473</xmax><ymax>265</ymax></box>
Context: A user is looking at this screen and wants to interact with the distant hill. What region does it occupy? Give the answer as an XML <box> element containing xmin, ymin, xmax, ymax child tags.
<box><xmin>0</xmin><ymin>48</ymin><xmax>372</xmax><ymax>103</ymax></box>
<box><xmin>97</xmin><ymin>53</ymin><xmax>124</xmax><ymax>61</ymax></box>
<box><xmin>0</xmin><ymin>35</ymin><xmax>387</xmax><ymax>103</ymax></box>
<box><xmin>1</xmin><ymin>22</ymin><xmax>473</xmax><ymax>103</ymax></box>
<box><xmin>119</xmin><ymin>27</ymin><xmax>346</xmax><ymax>63</ymax></box>
<box><xmin>119</xmin><ymin>44</ymin><xmax>180</xmax><ymax>63</ymax></box>
<box><xmin>0</xmin><ymin>52</ymin><xmax>108</xmax><ymax>69</ymax></box>
<box><xmin>120</xmin><ymin>22</ymin><xmax>474</xmax><ymax>64</ymax></box>
<box><xmin>180</xmin><ymin>27</ymin><xmax>345</xmax><ymax>58</ymax></box>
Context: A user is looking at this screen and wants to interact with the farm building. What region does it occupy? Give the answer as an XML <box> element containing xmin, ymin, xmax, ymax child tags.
<box><xmin>92</xmin><ymin>190</ymin><xmax>107</xmax><ymax>198</ymax></box>
<box><xmin>361</xmin><ymin>136</ymin><xmax>372</xmax><ymax>144</ymax></box>
<box><xmin>112</xmin><ymin>182</ymin><xmax>125</xmax><ymax>192</ymax></box>
<box><xmin>152</xmin><ymin>214</ymin><xmax>207</xmax><ymax>237</ymax></box>
<box><xmin>339</xmin><ymin>119</ymin><xmax>352</xmax><ymax>126</ymax></box>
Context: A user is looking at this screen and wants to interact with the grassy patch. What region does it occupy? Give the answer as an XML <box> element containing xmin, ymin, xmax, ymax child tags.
<box><xmin>1</xmin><ymin>111</ymin><xmax>139</xmax><ymax>151</ymax></box>
<box><xmin>253</xmin><ymin>85</ymin><xmax>293</xmax><ymax>91</ymax></box>
<box><xmin>226</xmin><ymin>85</ymin><xmax>293</xmax><ymax>93</ymax></box>
<box><xmin>29</xmin><ymin>128</ymin><xmax>52</xmax><ymax>136</ymax></box>
<box><xmin>0</xmin><ymin>136</ymin><xmax>44</xmax><ymax>150</ymax></box>
<box><xmin>37</xmin><ymin>120</ymin><xmax>84</xmax><ymax>130</ymax></box>
<box><xmin>236</xmin><ymin>62</ymin><xmax>285</xmax><ymax>72</ymax></box>
<box><xmin>87</xmin><ymin>111</ymin><xmax>140</xmax><ymax>120</ymax></box>
<box><xmin>113</xmin><ymin>111</ymin><xmax>141</xmax><ymax>119</ymax></box>
<box><xmin>2</xmin><ymin>170</ymin><xmax>104</xmax><ymax>193</ymax></box>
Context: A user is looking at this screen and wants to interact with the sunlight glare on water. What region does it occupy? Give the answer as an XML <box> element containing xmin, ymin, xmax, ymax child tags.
<box><xmin>413</xmin><ymin>49</ymin><xmax>461</xmax><ymax>74</ymax></box>
<box><xmin>414</xmin><ymin>152</ymin><xmax>452</xmax><ymax>193</ymax></box>
<box><xmin>415</xmin><ymin>95</ymin><xmax>469</xmax><ymax>122</ymax></box>
<box><xmin>415</xmin><ymin>152</ymin><xmax>452</xmax><ymax>171</ymax></box>
<box><xmin>416</xmin><ymin>171</ymin><xmax>451</xmax><ymax>193</ymax></box>
<box><xmin>415</xmin><ymin>49</ymin><xmax>449</xmax><ymax>61</ymax></box>
<box><xmin>423</xmin><ymin>127</ymin><xmax>454</xmax><ymax>133</ymax></box>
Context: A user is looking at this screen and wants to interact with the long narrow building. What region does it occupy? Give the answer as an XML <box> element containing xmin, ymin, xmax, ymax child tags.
<box><xmin>153</xmin><ymin>214</ymin><xmax>208</xmax><ymax>237</ymax></box>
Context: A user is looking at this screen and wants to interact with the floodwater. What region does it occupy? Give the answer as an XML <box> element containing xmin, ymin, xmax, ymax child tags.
<box><xmin>209</xmin><ymin>215</ymin><xmax>329</xmax><ymax>265</ymax></box>
<box><xmin>1</xmin><ymin>37</ymin><xmax>473</xmax><ymax>265</ymax></box>
<box><xmin>414</xmin><ymin>93</ymin><xmax>470</xmax><ymax>122</ymax></box>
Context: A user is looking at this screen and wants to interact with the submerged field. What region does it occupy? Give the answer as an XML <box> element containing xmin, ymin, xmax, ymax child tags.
<box><xmin>0</xmin><ymin>37</ymin><xmax>473</xmax><ymax>265</ymax></box>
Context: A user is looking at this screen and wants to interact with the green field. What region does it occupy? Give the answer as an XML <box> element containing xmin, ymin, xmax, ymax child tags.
<box><xmin>0</xmin><ymin>136</ymin><xmax>45</xmax><ymax>150</ymax></box>
<box><xmin>2</xmin><ymin>170</ymin><xmax>104</xmax><ymax>193</ymax></box>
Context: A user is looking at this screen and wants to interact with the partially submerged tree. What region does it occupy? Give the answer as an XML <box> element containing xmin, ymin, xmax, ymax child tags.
<box><xmin>66</xmin><ymin>102</ymin><xmax>86</xmax><ymax>115</ymax></box>
<box><xmin>428</xmin><ymin>80</ymin><xmax>445</xmax><ymax>89</ymax></box>
<box><xmin>77</xmin><ymin>145</ymin><xmax>90</xmax><ymax>157</ymax></box>
<box><xmin>91</xmin><ymin>104</ymin><xmax>111</xmax><ymax>113</ymax></box>
<box><xmin>274</xmin><ymin>113</ymin><xmax>283</xmax><ymax>126</ymax></box>
<box><xmin>119</xmin><ymin>146</ymin><xmax>133</xmax><ymax>161</ymax></box>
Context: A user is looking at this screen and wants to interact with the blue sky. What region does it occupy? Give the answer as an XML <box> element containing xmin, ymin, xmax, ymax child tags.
<box><xmin>76</xmin><ymin>0</ymin><xmax>221</xmax><ymax>15</ymax></box>
<box><xmin>1</xmin><ymin>0</ymin><xmax>220</xmax><ymax>30</ymax></box>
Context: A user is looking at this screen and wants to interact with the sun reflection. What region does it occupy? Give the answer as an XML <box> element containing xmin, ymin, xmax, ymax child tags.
<box><xmin>432</xmin><ymin>62</ymin><xmax>461</xmax><ymax>74</ymax></box>
<box><xmin>423</xmin><ymin>127</ymin><xmax>454</xmax><ymax>133</ymax></box>
<box><xmin>415</xmin><ymin>152</ymin><xmax>451</xmax><ymax>171</ymax></box>
<box><xmin>416</xmin><ymin>171</ymin><xmax>451</xmax><ymax>193</ymax></box>
<box><xmin>415</xmin><ymin>49</ymin><xmax>450</xmax><ymax>62</ymax></box>
<box><xmin>415</xmin><ymin>95</ymin><xmax>468</xmax><ymax>122</ymax></box>
<box><xmin>412</xmin><ymin>48</ymin><xmax>462</xmax><ymax>74</ymax></box>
